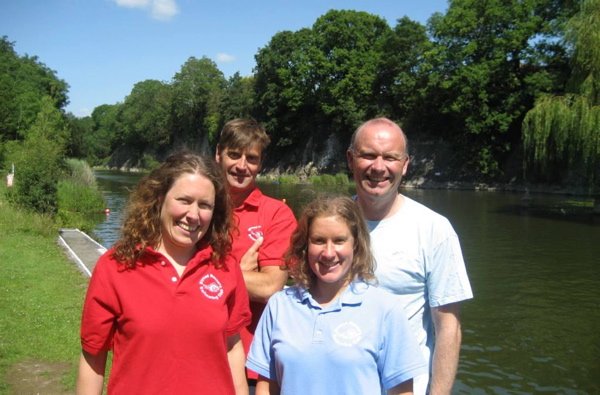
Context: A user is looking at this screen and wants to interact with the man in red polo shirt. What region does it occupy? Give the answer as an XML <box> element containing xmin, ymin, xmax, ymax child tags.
<box><xmin>215</xmin><ymin>118</ymin><xmax>297</xmax><ymax>393</ymax></box>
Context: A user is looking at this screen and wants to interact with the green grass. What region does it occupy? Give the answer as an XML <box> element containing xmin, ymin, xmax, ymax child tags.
<box><xmin>308</xmin><ymin>172</ymin><xmax>350</xmax><ymax>186</ymax></box>
<box><xmin>277</xmin><ymin>174</ymin><xmax>301</xmax><ymax>184</ymax></box>
<box><xmin>0</xmin><ymin>183</ymin><xmax>88</xmax><ymax>394</ymax></box>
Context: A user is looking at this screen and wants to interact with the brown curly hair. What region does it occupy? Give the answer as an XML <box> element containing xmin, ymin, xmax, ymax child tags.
<box><xmin>112</xmin><ymin>151</ymin><xmax>232</xmax><ymax>268</ymax></box>
<box><xmin>285</xmin><ymin>195</ymin><xmax>375</xmax><ymax>289</ymax></box>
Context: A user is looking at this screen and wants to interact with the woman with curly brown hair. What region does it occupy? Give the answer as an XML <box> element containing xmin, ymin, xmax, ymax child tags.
<box><xmin>247</xmin><ymin>196</ymin><xmax>427</xmax><ymax>395</ymax></box>
<box><xmin>77</xmin><ymin>151</ymin><xmax>251</xmax><ymax>395</ymax></box>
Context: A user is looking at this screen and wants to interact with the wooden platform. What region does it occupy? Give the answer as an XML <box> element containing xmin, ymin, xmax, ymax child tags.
<box><xmin>58</xmin><ymin>228</ymin><xmax>107</xmax><ymax>277</ymax></box>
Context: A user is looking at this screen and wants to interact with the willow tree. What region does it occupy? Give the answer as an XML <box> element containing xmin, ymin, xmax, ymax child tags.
<box><xmin>523</xmin><ymin>0</ymin><xmax>600</xmax><ymax>210</ymax></box>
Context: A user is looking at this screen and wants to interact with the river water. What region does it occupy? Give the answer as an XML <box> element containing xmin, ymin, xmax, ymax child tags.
<box><xmin>93</xmin><ymin>170</ymin><xmax>599</xmax><ymax>394</ymax></box>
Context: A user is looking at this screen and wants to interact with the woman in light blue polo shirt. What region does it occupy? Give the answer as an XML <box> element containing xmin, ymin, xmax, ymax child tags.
<box><xmin>247</xmin><ymin>196</ymin><xmax>427</xmax><ymax>395</ymax></box>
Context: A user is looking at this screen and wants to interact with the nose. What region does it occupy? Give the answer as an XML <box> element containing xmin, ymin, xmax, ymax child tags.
<box><xmin>235</xmin><ymin>155</ymin><xmax>248</xmax><ymax>170</ymax></box>
<box><xmin>321</xmin><ymin>242</ymin><xmax>336</xmax><ymax>259</ymax></box>
<box><xmin>371</xmin><ymin>155</ymin><xmax>386</xmax><ymax>172</ymax></box>
<box><xmin>187</xmin><ymin>205</ymin><xmax>201</xmax><ymax>222</ymax></box>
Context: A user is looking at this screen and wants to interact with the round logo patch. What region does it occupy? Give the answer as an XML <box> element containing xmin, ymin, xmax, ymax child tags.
<box><xmin>247</xmin><ymin>225</ymin><xmax>264</xmax><ymax>241</ymax></box>
<box><xmin>333</xmin><ymin>321</ymin><xmax>362</xmax><ymax>347</ymax></box>
<box><xmin>199</xmin><ymin>274</ymin><xmax>224</xmax><ymax>300</ymax></box>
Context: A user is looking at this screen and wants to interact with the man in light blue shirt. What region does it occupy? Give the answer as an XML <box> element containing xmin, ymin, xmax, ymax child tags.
<box><xmin>347</xmin><ymin>117</ymin><xmax>473</xmax><ymax>395</ymax></box>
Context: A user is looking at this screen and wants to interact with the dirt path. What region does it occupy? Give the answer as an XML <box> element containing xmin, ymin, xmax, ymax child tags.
<box><xmin>5</xmin><ymin>360</ymin><xmax>73</xmax><ymax>394</ymax></box>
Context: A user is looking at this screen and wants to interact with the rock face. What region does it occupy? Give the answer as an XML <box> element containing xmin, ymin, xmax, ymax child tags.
<box><xmin>102</xmin><ymin>137</ymin><xmax>597</xmax><ymax>199</ymax></box>
<box><xmin>263</xmin><ymin>138</ymin><xmax>465</xmax><ymax>182</ymax></box>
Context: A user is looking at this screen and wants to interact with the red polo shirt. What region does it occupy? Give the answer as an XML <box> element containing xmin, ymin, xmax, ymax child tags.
<box><xmin>231</xmin><ymin>188</ymin><xmax>297</xmax><ymax>379</ymax></box>
<box><xmin>80</xmin><ymin>245</ymin><xmax>251</xmax><ymax>395</ymax></box>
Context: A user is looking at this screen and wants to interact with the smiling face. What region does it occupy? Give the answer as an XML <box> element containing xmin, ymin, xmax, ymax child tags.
<box><xmin>347</xmin><ymin>122</ymin><xmax>409</xmax><ymax>204</ymax></box>
<box><xmin>307</xmin><ymin>215</ymin><xmax>354</xmax><ymax>290</ymax></box>
<box><xmin>158</xmin><ymin>172</ymin><xmax>215</xmax><ymax>259</ymax></box>
<box><xmin>216</xmin><ymin>145</ymin><xmax>262</xmax><ymax>198</ymax></box>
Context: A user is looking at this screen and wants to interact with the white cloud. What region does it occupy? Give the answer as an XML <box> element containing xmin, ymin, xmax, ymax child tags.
<box><xmin>216</xmin><ymin>53</ymin><xmax>236</xmax><ymax>63</ymax></box>
<box><xmin>151</xmin><ymin>0</ymin><xmax>178</xmax><ymax>20</ymax></box>
<box><xmin>113</xmin><ymin>0</ymin><xmax>178</xmax><ymax>21</ymax></box>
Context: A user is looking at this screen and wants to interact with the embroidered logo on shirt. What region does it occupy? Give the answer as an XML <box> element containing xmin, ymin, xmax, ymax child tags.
<box><xmin>199</xmin><ymin>274</ymin><xmax>224</xmax><ymax>300</ymax></box>
<box><xmin>247</xmin><ymin>225</ymin><xmax>263</xmax><ymax>241</ymax></box>
<box><xmin>333</xmin><ymin>321</ymin><xmax>362</xmax><ymax>347</ymax></box>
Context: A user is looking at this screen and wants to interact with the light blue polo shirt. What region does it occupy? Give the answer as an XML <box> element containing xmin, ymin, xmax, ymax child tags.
<box><xmin>247</xmin><ymin>281</ymin><xmax>427</xmax><ymax>394</ymax></box>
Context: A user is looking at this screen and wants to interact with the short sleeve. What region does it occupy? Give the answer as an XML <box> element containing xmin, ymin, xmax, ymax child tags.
<box><xmin>80</xmin><ymin>252</ymin><xmax>119</xmax><ymax>355</ymax></box>
<box><xmin>259</xmin><ymin>202</ymin><xmax>297</xmax><ymax>268</ymax></box>
<box><xmin>225</xmin><ymin>259</ymin><xmax>252</xmax><ymax>336</ymax></box>
<box><xmin>427</xmin><ymin>219</ymin><xmax>473</xmax><ymax>307</ymax></box>
<box><xmin>378</xmin><ymin>303</ymin><xmax>428</xmax><ymax>390</ymax></box>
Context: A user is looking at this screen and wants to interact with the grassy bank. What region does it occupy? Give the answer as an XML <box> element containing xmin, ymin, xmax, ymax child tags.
<box><xmin>0</xmin><ymin>183</ymin><xmax>88</xmax><ymax>394</ymax></box>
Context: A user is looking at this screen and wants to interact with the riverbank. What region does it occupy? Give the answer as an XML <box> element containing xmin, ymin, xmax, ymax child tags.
<box><xmin>0</xmin><ymin>185</ymin><xmax>86</xmax><ymax>394</ymax></box>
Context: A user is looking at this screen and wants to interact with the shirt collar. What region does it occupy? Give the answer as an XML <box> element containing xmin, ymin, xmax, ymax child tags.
<box><xmin>296</xmin><ymin>281</ymin><xmax>369</xmax><ymax>310</ymax></box>
<box><xmin>235</xmin><ymin>187</ymin><xmax>263</xmax><ymax>210</ymax></box>
<box><xmin>142</xmin><ymin>243</ymin><xmax>214</xmax><ymax>267</ymax></box>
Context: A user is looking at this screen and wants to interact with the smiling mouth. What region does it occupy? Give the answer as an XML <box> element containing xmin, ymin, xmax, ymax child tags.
<box><xmin>177</xmin><ymin>222</ymin><xmax>199</xmax><ymax>232</ymax></box>
<box><xmin>319</xmin><ymin>261</ymin><xmax>340</xmax><ymax>268</ymax></box>
<box><xmin>366</xmin><ymin>176</ymin><xmax>389</xmax><ymax>183</ymax></box>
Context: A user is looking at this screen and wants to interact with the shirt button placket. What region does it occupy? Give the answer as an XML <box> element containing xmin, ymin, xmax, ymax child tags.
<box><xmin>313</xmin><ymin>313</ymin><xmax>324</xmax><ymax>343</ymax></box>
<box><xmin>161</xmin><ymin>260</ymin><xmax>179</xmax><ymax>285</ymax></box>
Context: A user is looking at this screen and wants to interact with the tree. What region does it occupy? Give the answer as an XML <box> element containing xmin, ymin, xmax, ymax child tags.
<box><xmin>65</xmin><ymin>113</ymin><xmax>92</xmax><ymax>159</ymax></box>
<box><xmin>4</xmin><ymin>96</ymin><xmax>68</xmax><ymax>213</ymax></box>
<box><xmin>523</xmin><ymin>0</ymin><xmax>600</xmax><ymax>202</ymax></box>
<box><xmin>422</xmin><ymin>0</ymin><xmax>574</xmax><ymax>179</ymax></box>
<box><xmin>254</xmin><ymin>28</ymin><xmax>321</xmax><ymax>154</ymax></box>
<box><xmin>254</xmin><ymin>10</ymin><xmax>390</xmax><ymax>169</ymax></box>
<box><xmin>87</xmin><ymin>104</ymin><xmax>122</xmax><ymax>162</ymax></box>
<box><xmin>311</xmin><ymin>10</ymin><xmax>390</xmax><ymax>133</ymax></box>
<box><xmin>171</xmin><ymin>57</ymin><xmax>225</xmax><ymax>151</ymax></box>
<box><xmin>376</xmin><ymin>17</ymin><xmax>432</xmax><ymax>124</ymax></box>
<box><xmin>119</xmin><ymin>79</ymin><xmax>172</xmax><ymax>151</ymax></box>
<box><xmin>0</xmin><ymin>36</ymin><xmax>69</xmax><ymax>143</ymax></box>
<box><xmin>221</xmin><ymin>72</ymin><xmax>255</xmax><ymax>122</ymax></box>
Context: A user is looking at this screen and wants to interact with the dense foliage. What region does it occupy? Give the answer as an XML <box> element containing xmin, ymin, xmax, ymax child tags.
<box><xmin>3</xmin><ymin>0</ymin><xmax>593</xmax><ymax>192</ymax></box>
<box><xmin>523</xmin><ymin>0</ymin><xmax>599</xmax><ymax>193</ymax></box>
<box><xmin>3</xmin><ymin>95</ymin><xmax>68</xmax><ymax>213</ymax></box>
<box><xmin>1</xmin><ymin>37</ymin><xmax>104</xmax><ymax>217</ymax></box>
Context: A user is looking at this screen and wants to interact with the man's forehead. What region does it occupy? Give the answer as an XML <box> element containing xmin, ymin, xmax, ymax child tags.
<box><xmin>224</xmin><ymin>145</ymin><xmax>262</xmax><ymax>156</ymax></box>
<box><xmin>354</xmin><ymin>132</ymin><xmax>405</xmax><ymax>152</ymax></box>
<box><xmin>355</xmin><ymin>145</ymin><xmax>404</xmax><ymax>154</ymax></box>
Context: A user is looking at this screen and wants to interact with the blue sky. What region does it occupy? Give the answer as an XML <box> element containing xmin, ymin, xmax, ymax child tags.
<box><xmin>1</xmin><ymin>0</ymin><xmax>448</xmax><ymax>117</ymax></box>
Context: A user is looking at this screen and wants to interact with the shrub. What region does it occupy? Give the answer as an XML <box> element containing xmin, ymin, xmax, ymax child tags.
<box><xmin>309</xmin><ymin>173</ymin><xmax>349</xmax><ymax>186</ymax></box>
<box><xmin>334</xmin><ymin>173</ymin><xmax>350</xmax><ymax>185</ymax></box>
<box><xmin>5</xmin><ymin>136</ymin><xmax>64</xmax><ymax>214</ymax></box>
<box><xmin>141</xmin><ymin>153</ymin><xmax>160</xmax><ymax>170</ymax></box>
<box><xmin>56</xmin><ymin>160</ymin><xmax>106</xmax><ymax>232</ymax></box>
<box><xmin>3</xmin><ymin>96</ymin><xmax>68</xmax><ymax>214</ymax></box>
<box><xmin>65</xmin><ymin>158</ymin><xmax>96</xmax><ymax>187</ymax></box>
<box><xmin>278</xmin><ymin>174</ymin><xmax>300</xmax><ymax>184</ymax></box>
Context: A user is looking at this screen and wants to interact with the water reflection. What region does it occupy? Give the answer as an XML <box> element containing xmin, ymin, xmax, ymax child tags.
<box><xmin>93</xmin><ymin>170</ymin><xmax>145</xmax><ymax>248</ymax></box>
<box><xmin>93</xmin><ymin>171</ymin><xmax>599</xmax><ymax>394</ymax></box>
